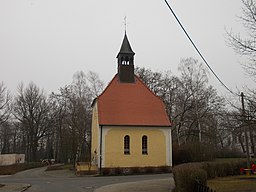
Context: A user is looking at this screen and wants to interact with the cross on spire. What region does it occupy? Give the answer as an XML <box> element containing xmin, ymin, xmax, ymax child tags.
<box><xmin>124</xmin><ymin>16</ymin><xmax>127</xmax><ymax>33</ymax></box>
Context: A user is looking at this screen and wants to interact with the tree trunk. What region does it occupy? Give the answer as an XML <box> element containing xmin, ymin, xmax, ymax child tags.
<box><xmin>31</xmin><ymin>139</ymin><xmax>38</xmax><ymax>162</ymax></box>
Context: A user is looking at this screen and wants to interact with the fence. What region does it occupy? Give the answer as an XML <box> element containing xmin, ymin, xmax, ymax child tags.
<box><xmin>194</xmin><ymin>180</ymin><xmax>216</xmax><ymax>192</ymax></box>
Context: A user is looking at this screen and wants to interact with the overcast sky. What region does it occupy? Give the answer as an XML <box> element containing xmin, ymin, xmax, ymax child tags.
<box><xmin>0</xmin><ymin>0</ymin><xmax>253</xmax><ymax>96</ymax></box>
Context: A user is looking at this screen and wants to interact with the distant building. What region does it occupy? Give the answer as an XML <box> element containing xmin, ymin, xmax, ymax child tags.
<box><xmin>228</xmin><ymin>131</ymin><xmax>256</xmax><ymax>157</ymax></box>
<box><xmin>0</xmin><ymin>154</ymin><xmax>25</xmax><ymax>166</ymax></box>
<box><xmin>91</xmin><ymin>33</ymin><xmax>172</xmax><ymax>173</ymax></box>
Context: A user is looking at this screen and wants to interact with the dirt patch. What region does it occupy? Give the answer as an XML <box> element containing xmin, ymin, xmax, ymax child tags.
<box><xmin>45</xmin><ymin>164</ymin><xmax>67</xmax><ymax>171</ymax></box>
<box><xmin>0</xmin><ymin>163</ymin><xmax>44</xmax><ymax>175</ymax></box>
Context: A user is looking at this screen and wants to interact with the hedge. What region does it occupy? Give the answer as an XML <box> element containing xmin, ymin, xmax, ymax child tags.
<box><xmin>202</xmin><ymin>159</ymin><xmax>247</xmax><ymax>178</ymax></box>
<box><xmin>172</xmin><ymin>142</ymin><xmax>215</xmax><ymax>165</ymax></box>
<box><xmin>173</xmin><ymin>163</ymin><xmax>207</xmax><ymax>192</ymax></box>
<box><xmin>173</xmin><ymin>159</ymin><xmax>247</xmax><ymax>192</ymax></box>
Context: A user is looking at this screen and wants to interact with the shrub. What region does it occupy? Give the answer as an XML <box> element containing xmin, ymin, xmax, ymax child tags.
<box><xmin>101</xmin><ymin>168</ymin><xmax>110</xmax><ymax>175</ymax></box>
<box><xmin>215</xmin><ymin>148</ymin><xmax>245</xmax><ymax>158</ymax></box>
<box><xmin>115</xmin><ymin>167</ymin><xmax>122</xmax><ymax>175</ymax></box>
<box><xmin>173</xmin><ymin>163</ymin><xmax>207</xmax><ymax>192</ymax></box>
<box><xmin>173</xmin><ymin>144</ymin><xmax>192</xmax><ymax>164</ymax></box>
<box><xmin>189</xmin><ymin>142</ymin><xmax>215</xmax><ymax>162</ymax></box>
<box><xmin>144</xmin><ymin>166</ymin><xmax>154</xmax><ymax>174</ymax></box>
<box><xmin>100</xmin><ymin>166</ymin><xmax>171</xmax><ymax>175</ymax></box>
<box><xmin>172</xmin><ymin>159</ymin><xmax>249</xmax><ymax>191</ymax></box>
<box><xmin>202</xmin><ymin>159</ymin><xmax>247</xmax><ymax>179</ymax></box>
<box><xmin>156</xmin><ymin>166</ymin><xmax>172</xmax><ymax>173</ymax></box>
<box><xmin>173</xmin><ymin>142</ymin><xmax>215</xmax><ymax>165</ymax></box>
<box><xmin>131</xmin><ymin>167</ymin><xmax>140</xmax><ymax>174</ymax></box>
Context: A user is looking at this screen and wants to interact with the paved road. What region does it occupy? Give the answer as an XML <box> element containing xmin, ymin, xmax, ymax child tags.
<box><xmin>0</xmin><ymin>167</ymin><xmax>173</xmax><ymax>192</ymax></box>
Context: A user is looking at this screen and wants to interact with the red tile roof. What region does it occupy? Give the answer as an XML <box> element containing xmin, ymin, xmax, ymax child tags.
<box><xmin>96</xmin><ymin>74</ymin><xmax>171</xmax><ymax>127</ymax></box>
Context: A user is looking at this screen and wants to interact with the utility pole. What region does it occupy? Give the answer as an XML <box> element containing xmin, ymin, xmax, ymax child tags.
<box><xmin>195</xmin><ymin>95</ymin><xmax>202</xmax><ymax>142</ymax></box>
<box><xmin>241</xmin><ymin>92</ymin><xmax>250</xmax><ymax>169</ymax></box>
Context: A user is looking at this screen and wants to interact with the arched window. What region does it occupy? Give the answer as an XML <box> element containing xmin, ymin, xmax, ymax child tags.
<box><xmin>142</xmin><ymin>135</ymin><xmax>148</xmax><ymax>155</ymax></box>
<box><xmin>124</xmin><ymin>135</ymin><xmax>130</xmax><ymax>154</ymax></box>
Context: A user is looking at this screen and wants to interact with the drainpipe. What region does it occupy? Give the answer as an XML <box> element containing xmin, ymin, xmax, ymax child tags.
<box><xmin>99</xmin><ymin>125</ymin><xmax>103</xmax><ymax>174</ymax></box>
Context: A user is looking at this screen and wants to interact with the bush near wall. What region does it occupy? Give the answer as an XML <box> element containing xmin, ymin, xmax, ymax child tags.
<box><xmin>101</xmin><ymin>166</ymin><xmax>172</xmax><ymax>176</ymax></box>
<box><xmin>172</xmin><ymin>159</ymin><xmax>247</xmax><ymax>192</ymax></box>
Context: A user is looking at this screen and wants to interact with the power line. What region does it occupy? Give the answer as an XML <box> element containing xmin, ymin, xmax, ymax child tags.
<box><xmin>163</xmin><ymin>0</ymin><xmax>237</xmax><ymax>96</ymax></box>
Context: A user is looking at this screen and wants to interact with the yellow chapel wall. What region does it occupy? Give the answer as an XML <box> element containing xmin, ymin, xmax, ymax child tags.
<box><xmin>103</xmin><ymin>126</ymin><xmax>170</xmax><ymax>168</ymax></box>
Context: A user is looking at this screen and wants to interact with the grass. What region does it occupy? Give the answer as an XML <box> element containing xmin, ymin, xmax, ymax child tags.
<box><xmin>62</xmin><ymin>164</ymin><xmax>74</xmax><ymax>170</ymax></box>
<box><xmin>208</xmin><ymin>174</ymin><xmax>256</xmax><ymax>192</ymax></box>
<box><xmin>45</xmin><ymin>164</ymin><xmax>79</xmax><ymax>176</ymax></box>
<box><xmin>215</xmin><ymin>158</ymin><xmax>244</xmax><ymax>162</ymax></box>
<box><xmin>45</xmin><ymin>163</ymin><xmax>73</xmax><ymax>171</ymax></box>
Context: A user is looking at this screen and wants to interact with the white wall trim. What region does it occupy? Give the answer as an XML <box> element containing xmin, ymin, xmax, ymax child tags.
<box><xmin>101</xmin><ymin>127</ymin><xmax>111</xmax><ymax>167</ymax></box>
<box><xmin>161</xmin><ymin>128</ymin><xmax>172</xmax><ymax>166</ymax></box>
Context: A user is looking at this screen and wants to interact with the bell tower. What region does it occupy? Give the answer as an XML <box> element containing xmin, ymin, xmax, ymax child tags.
<box><xmin>116</xmin><ymin>33</ymin><xmax>135</xmax><ymax>83</ymax></box>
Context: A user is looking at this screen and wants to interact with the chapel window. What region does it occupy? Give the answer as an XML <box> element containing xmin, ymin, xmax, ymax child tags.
<box><xmin>142</xmin><ymin>135</ymin><xmax>148</xmax><ymax>155</ymax></box>
<box><xmin>124</xmin><ymin>135</ymin><xmax>130</xmax><ymax>154</ymax></box>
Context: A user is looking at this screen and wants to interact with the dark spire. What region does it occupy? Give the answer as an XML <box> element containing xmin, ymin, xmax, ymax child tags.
<box><xmin>116</xmin><ymin>33</ymin><xmax>135</xmax><ymax>83</ymax></box>
<box><xmin>117</xmin><ymin>33</ymin><xmax>135</xmax><ymax>58</ymax></box>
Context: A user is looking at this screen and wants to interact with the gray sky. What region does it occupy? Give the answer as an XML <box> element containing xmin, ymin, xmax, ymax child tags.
<box><xmin>0</xmin><ymin>0</ymin><xmax>253</xmax><ymax>96</ymax></box>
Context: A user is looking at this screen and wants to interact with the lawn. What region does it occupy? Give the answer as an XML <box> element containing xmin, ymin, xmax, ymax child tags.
<box><xmin>208</xmin><ymin>175</ymin><xmax>256</xmax><ymax>192</ymax></box>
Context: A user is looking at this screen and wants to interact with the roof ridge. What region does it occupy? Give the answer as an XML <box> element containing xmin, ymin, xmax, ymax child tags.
<box><xmin>135</xmin><ymin>75</ymin><xmax>171</xmax><ymax>125</ymax></box>
<box><xmin>91</xmin><ymin>74</ymin><xmax>118</xmax><ymax>108</ymax></box>
<box><xmin>135</xmin><ymin>75</ymin><xmax>164</xmax><ymax>103</ymax></box>
<box><xmin>98</xmin><ymin>74</ymin><xmax>118</xmax><ymax>99</ymax></box>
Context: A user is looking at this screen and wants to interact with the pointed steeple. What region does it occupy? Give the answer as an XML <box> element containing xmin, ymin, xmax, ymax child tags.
<box><xmin>117</xmin><ymin>33</ymin><xmax>135</xmax><ymax>57</ymax></box>
<box><xmin>117</xmin><ymin>33</ymin><xmax>135</xmax><ymax>83</ymax></box>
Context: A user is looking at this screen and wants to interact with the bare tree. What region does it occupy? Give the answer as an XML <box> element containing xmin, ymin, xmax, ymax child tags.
<box><xmin>13</xmin><ymin>82</ymin><xmax>52</xmax><ymax>162</ymax></box>
<box><xmin>0</xmin><ymin>82</ymin><xmax>12</xmax><ymax>154</ymax></box>
<box><xmin>86</xmin><ymin>71</ymin><xmax>104</xmax><ymax>98</ymax></box>
<box><xmin>173</xmin><ymin>58</ymin><xmax>225</xmax><ymax>144</ymax></box>
<box><xmin>227</xmin><ymin>0</ymin><xmax>256</xmax><ymax>79</ymax></box>
<box><xmin>136</xmin><ymin>58</ymin><xmax>226</xmax><ymax>147</ymax></box>
<box><xmin>135</xmin><ymin>67</ymin><xmax>165</xmax><ymax>95</ymax></box>
<box><xmin>49</xmin><ymin>89</ymin><xmax>68</xmax><ymax>162</ymax></box>
<box><xmin>226</xmin><ymin>0</ymin><xmax>256</xmax><ymax>157</ymax></box>
<box><xmin>0</xmin><ymin>122</ymin><xmax>11</xmax><ymax>154</ymax></box>
<box><xmin>243</xmin><ymin>92</ymin><xmax>256</xmax><ymax>155</ymax></box>
<box><xmin>0</xmin><ymin>82</ymin><xmax>11</xmax><ymax>125</ymax></box>
<box><xmin>50</xmin><ymin>70</ymin><xmax>103</xmax><ymax>164</ymax></box>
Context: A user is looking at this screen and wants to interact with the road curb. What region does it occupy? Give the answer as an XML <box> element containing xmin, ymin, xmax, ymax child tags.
<box><xmin>0</xmin><ymin>183</ymin><xmax>31</xmax><ymax>192</ymax></box>
<box><xmin>21</xmin><ymin>184</ymin><xmax>31</xmax><ymax>192</ymax></box>
<box><xmin>95</xmin><ymin>178</ymin><xmax>175</xmax><ymax>192</ymax></box>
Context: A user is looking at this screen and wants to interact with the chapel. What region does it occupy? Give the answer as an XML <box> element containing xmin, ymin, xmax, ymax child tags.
<box><xmin>91</xmin><ymin>33</ymin><xmax>172</xmax><ymax>173</ymax></box>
